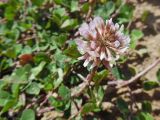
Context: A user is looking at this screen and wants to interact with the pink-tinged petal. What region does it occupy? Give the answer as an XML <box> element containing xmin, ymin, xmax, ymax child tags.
<box><xmin>75</xmin><ymin>39</ymin><xmax>87</xmax><ymax>46</ymax></box>
<box><xmin>76</xmin><ymin>16</ymin><xmax>130</xmax><ymax>69</ymax></box>
<box><xmin>88</xmin><ymin>50</ymin><xmax>99</xmax><ymax>58</ymax></box>
<box><xmin>90</xmin><ymin>41</ymin><xmax>96</xmax><ymax>49</ymax></box>
<box><xmin>79</xmin><ymin>23</ymin><xmax>89</xmax><ymax>33</ymax></box>
<box><xmin>90</xmin><ymin>30</ymin><xmax>97</xmax><ymax>40</ymax></box>
<box><xmin>79</xmin><ymin>23</ymin><xmax>92</xmax><ymax>40</ymax></box>
<box><xmin>75</xmin><ymin>39</ymin><xmax>88</xmax><ymax>54</ymax></box>
<box><xmin>125</xmin><ymin>36</ymin><xmax>130</xmax><ymax>45</ymax></box>
<box><xmin>88</xmin><ymin>21</ymin><xmax>97</xmax><ymax>40</ymax></box>
<box><xmin>115</xmin><ymin>31</ymin><xmax>123</xmax><ymax>38</ymax></box>
<box><xmin>108</xmin><ymin>18</ymin><xmax>113</xmax><ymax>26</ymax></box>
<box><xmin>110</xmin><ymin>24</ymin><xmax>116</xmax><ymax>32</ymax></box>
<box><xmin>100</xmin><ymin>51</ymin><xmax>106</xmax><ymax>60</ymax></box>
<box><xmin>91</xmin><ymin>17</ymin><xmax>105</xmax><ymax>36</ymax></box>
<box><xmin>95</xmin><ymin>46</ymin><xmax>101</xmax><ymax>53</ymax></box>
<box><xmin>102</xmin><ymin>60</ymin><xmax>110</xmax><ymax>69</ymax></box>
<box><xmin>120</xmin><ymin>36</ymin><xmax>130</xmax><ymax>47</ymax></box>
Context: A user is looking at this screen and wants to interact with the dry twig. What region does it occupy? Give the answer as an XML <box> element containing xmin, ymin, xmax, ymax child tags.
<box><xmin>108</xmin><ymin>58</ymin><xmax>160</xmax><ymax>89</ymax></box>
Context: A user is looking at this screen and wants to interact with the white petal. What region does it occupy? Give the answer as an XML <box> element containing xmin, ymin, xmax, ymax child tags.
<box><xmin>90</xmin><ymin>41</ymin><xmax>96</xmax><ymax>49</ymax></box>
<box><xmin>115</xmin><ymin>55</ymin><xmax>120</xmax><ymax>60</ymax></box>
<box><xmin>78</xmin><ymin>56</ymin><xmax>85</xmax><ymax>60</ymax></box>
<box><xmin>83</xmin><ymin>59</ymin><xmax>90</xmax><ymax>67</ymax></box>
<box><xmin>89</xmin><ymin>62</ymin><xmax>96</xmax><ymax>70</ymax></box>
<box><xmin>109</xmin><ymin>62</ymin><xmax>114</xmax><ymax>67</ymax></box>
<box><xmin>79</xmin><ymin>23</ymin><xmax>91</xmax><ymax>39</ymax></box>
<box><xmin>100</xmin><ymin>51</ymin><xmax>106</xmax><ymax>60</ymax></box>
<box><xmin>125</xmin><ymin>36</ymin><xmax>130</xmax><ymax>44</ymax></box>
<box><xmin>114</xmin><ymin>40</ymin><xmax>120</xmax><ymax>48</ymax></box>
<box><xmin>115</xmin><ymin>23</ymin><xmax>119</xmax><ymax>30</ymax></box>
<box><xmin>93</xmin><ymin>17</ymin><xmax>104</xmax><ymax>28</ymax></box>
<box><xmin>75</xmin><ymin>39</ymin><xmax>88</xmax><ymax>54</ymax></box>
<box><xmin>119</xmin><ymin>47</ymin><xmax>128</xmax><ymax>53</ymax></box>
<box><xmin>88</xmin><ymin>51</ymin><xmax>99</xmax><ymax>58</ymax></box>
<box><xmin>92</xmin><ymin>17</ymin><xmax>105</xmax><ymax>35</ymax></box>
<box><xmin>108</xmin><ymin>18</ymin><xmax>113</xmax><ymax>25</ymax></box>
<box><xmin>119</xmin><ymin>24</ymin><xmax>124</xmax><ymax>31</ymax></box>
<box><xmin>106</xmin><ymin>48</ymin><xmax>112</xmax><ymax>61</ymax></box>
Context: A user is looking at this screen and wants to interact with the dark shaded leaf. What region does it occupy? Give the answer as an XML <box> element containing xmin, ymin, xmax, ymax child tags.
<box><xmin>142</xmin><ymin>101</ymin><xmax>152</xmax><ymax>113</ymax></box>
<box><xmin>143</xmin><ymin>81</ymin><xmax>159</xmax><ymax>91</ymax></box>
<box><xmin>116</xmin><ymin>98</ymin><xmax>129</xmax><ymax>114</ymax></box>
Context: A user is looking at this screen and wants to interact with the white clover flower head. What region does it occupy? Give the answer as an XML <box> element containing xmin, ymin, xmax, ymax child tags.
<box><xmin>75</xmin><ymin>16</ymin><xmax>130</xmax><ymax>69</ymax></box>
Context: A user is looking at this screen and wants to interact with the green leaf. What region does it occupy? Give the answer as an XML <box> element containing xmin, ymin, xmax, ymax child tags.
<box><xmin>26</xmin><ymin>82</ymin><xmax>41</xmax><ymax>95</ymax></box>
<box><xmin>53</xmin><ymin>68</ymin><xmax>63</xmax><ymax>89</ymax></box>
<box><xmin>143</xmin><ymin>81</ymin><xmax>159</xmax><ymax>91</ymax></box>
<box><xmin>60</xmin><ymin>19</ymin><xmax>78</xmax><ymax>31</ymax></box>
<box><xmin>11</xmin><ymin>84</ymin><xmax>19</xmax><ymax>97</ymax></box>
<box><xmin>130</xmin><ymin>29</ymin><xmax>144</xmax><ymax>49</ymax></box>
<box><xmin>54</xmin><ymin>49</ymin><xmax>68</xmax><ymax>68</ymax></box>
<box><xmin>138</xmin><ymin>112</ymin><xmax>154</xmax><ymax>120</ymax></box>
<box><xmin>81</xmin><ymin>103</ymin><xmax>97</xmax><ymax>115</ymax></box>
<box><xmin>0</xmin><ymin>90</ymin><xmax>12</xmax><ymax>107</ymax></box>
<box><xmin>12</xmin><ymin>65</ymin><xmax>31</xmax><ymax>83</ymax></box>
<box><xmin>93</xmin><ymin>70</ymin><xmax>108</xmax><ymax>85</ymax></box>
<box><xmin>81</xmin><ymin>3</ymin><xmax>89</xmax><ymax>13</ymax></box>
<box><xmin>20</xmin><ymin>109</ymin><xmax>35</xmax><ymax>120</ymax></box>
<box><xmin>116</xmin><ymin>98</ymin><xmax>129</xmax><ymax>114</ymax></box>
<box><xmin>58</xmin><ymin>84</ymin><xmax>70</xmax><ymax>100</ymax></box>
<box><xmin>111</xmin><ymin>66</ymin><xmax>121</xmax><ymax>79</ymax></box>
<box><xmin>54</xmin><ymin>34</ymin><xmax>68</xmax><ymax>47</ymax></box>
<box><xmin>93</xmin><ymin>86</ymin><xmax>104</xmax><ymax>106</ymax></box>
<box><xmin>34</xmin><ymin>52</ymin><xmax>51</xmax><ymax>64</ymax></box>
<box><xmin>94</xmin><ymin>1</ymin><xmax>115</xmax><ymax>19</ymax></box>
<box><xmin>48</xmin><ymin>96</ymin><xmax>64</xmax><ymax>109</ymax></box>
<box><xmin>1</xmin><ymin>64</ymin><xmax>31</xmax><ymax>84</ymax></box>
<box><xmin>32</xmin><ymin>0</ymin><xmax>44</xmax><ymax>6</ymax></box>
<box><xmin>52</xmin><ymin>7</ymin><xmax>67</xmax><ymax>17</ymax></box>
<box><xmin>131</xmin><ymin>29</ymin><xmax>144</xmax><ymax>40</ymax></box>
<box><xmin>0</xmin><ymin>97</ymin><xmax>17</xmax><ymax>115</ymax></box>
<box><xmin>142</xmin><ymin>101</ymin><xmax>152</xmax><ymax>113</ymax></box>
<box><xmin>30</xmin><ymin>61</ymin><xmax>46</xmax><ymax>80</ymax></box>
<box><xmin>5</xmin><ymin>6</ymin><xmax>16</xmax><ymax>20</ymax></box>
<box><xmin>63</xmin><ymin>41</ymin><xmax>80</xmax><ymax>59</ymax></box>
<box><xmin>21</xmin><ymin>46</ymin><xmax>32</xmax><ymax>54</ymax></box>
<box><xmin>54</xmin><ymin>0</ymin><xmax>63</xmax><ymax>4</ymax></box>
<box><xmin>70</xmin><ymin>1</ymin><xmax>79</xmax><ymax>12</ymax></box>
<box><xmin>118</xmin><ymin>4</ymin><xmax>134</xmax><ymax>24</ymax></box>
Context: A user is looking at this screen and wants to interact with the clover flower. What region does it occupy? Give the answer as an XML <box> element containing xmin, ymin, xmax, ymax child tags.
<box><xmin>76</xmin><ymin>17</ymin><xmax>130</xmax><ymax>69</ymax></box>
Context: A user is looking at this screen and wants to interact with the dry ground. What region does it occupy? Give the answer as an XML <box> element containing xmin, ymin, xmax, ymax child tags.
<box><xmin>132</xmin><ymin>0</ymin><xmax>160</xmax><ymax>119</ymax></box>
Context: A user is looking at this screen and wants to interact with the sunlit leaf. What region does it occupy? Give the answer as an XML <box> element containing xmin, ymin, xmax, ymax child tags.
<box><xmin>20</xmin><ymin>109</ymin><xmax>35</xmax><ymax>120</ymax></box>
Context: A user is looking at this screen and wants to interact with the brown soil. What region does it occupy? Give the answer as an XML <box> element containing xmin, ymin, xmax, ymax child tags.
<box><xmin>132</xmin><ymin>0</ymin><xmax>160</xmax><ymax>119</ymax></box>
<box><xmin>133</xmin><ymin>0</ymin><xmax>160</xmax><ymax>80</ymax></box>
